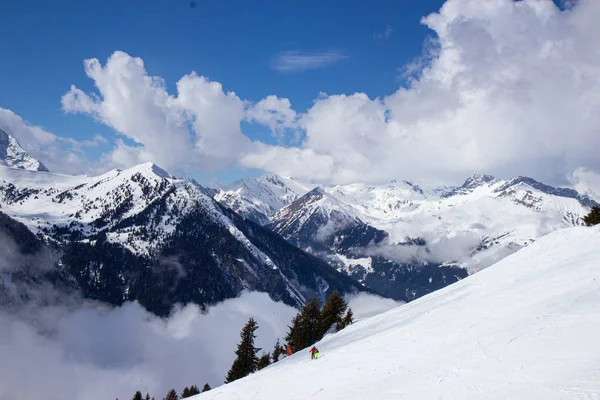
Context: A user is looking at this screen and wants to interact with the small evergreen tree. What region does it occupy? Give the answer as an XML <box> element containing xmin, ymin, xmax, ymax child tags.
<box><xmin>132</xmin><ymin>391</ymin><xmax>143</xmax><ymax>400</ymax></box>
<box><xmin>201</xmin><ymin>383</ymin><xmax>211</xmax><ymax>392</ymax></box>
<box><xmin>182</xmin><ymin>387</ymin><xmax>190</xmax><ymax>398</ymax></box>
<box><xmin>224</xmin><ymin>318</ymin><xmax>261</xmax><ymax>383</ymax></box>
<box><xmin>583</xmin><ymin>206</ymin><xmax>600</xmax><ymax>226</ymax></box>
<box><xmin>189</xmin><ymin>385</ymin><xmax>200</xmax><ymax>395</ymax></box>
<box><xmin>256</xmin><ymin>352</ymin><xmax>271</xmax><ymax>370</ymax></box>
<box><xmin>319</xmin><ymin>290</ymin><xmax>348</xmax><ymax>336</ymax></box>
<box><xmin>271</xmin><ymin>338</ymin><xmax>285</xmax><ymax>362</ymax></box>
<box><xmin>144</xmin><ymin>394</ymin><xmax>151</xmax><ymax>400</ymax></box>
<box><xmin>337</xmin><ymin>308</ymin><xmax>354</xmax><ymax>331</ymax></box>
<box><xmin>164</xmin><ymin>389</ymin><xmax>178</xmax><ymax>400</ymax></box>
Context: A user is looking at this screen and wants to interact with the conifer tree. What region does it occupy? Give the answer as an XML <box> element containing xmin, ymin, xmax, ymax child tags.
<box><xmin>319</xmin><ymin>290</ymin><xmax>348</xmax><ymax>336</ymax></box>
<box><xmin>271</xmin><ymin>338</ymin><xmax>285</xmax><ymax>362</ymax></box>
<box><xmin>189</xmin><ymin>385</ymin><xmax>200</xmax><ymax>395</ymax></box>
<box><xmin>164</xmin><ymin>389</ymin><xmax>178</xmax><ymax>400</ymax></box>
<box><xmin>144</xmin><ymin>394</ymin><xmax>151</xmax><ymax>400</ymax></box>
<box><xmin>301</xmin><ymin>297</ymin><xmax>322</xmax><ymax>346</ymax></box>
<box><xmin>181</xmin><ymin>387</ymin><xmax>190</xmax><ymax>398</ymax></box>
<box><xmin>583</xmin><ymin>206</ymin><xmax>600</xmax><ymax>226</ymax></box>
<box><xmin>285</xmin><ymin>297</ymin><xmax>322</xmax><ymax>351</ymax></box>
<box><xmin>201</xmin><ymin>383</ymin><xmax>211</xmax><ymax>392</ymax></box>
<box><xmin>337</xmin><ymin>308</ymin><xmax>354</xmax><ymax>331</ymax></box>
<box><xmin>132</xmin><ymin>391</ymin><xmax>143</xmax><ymax>400</ymax></box>
<box><xmin>224</xmin><ymin>318</ymin><xmax>261</xmax><ymax>383</ymax></box>
<box><xmin>256</xmin><ymin>352</ymin><xmax>271</xmax><ymax>370</ymax></box>
<box><xmin>284</xmin><ymin>314</ymin><xmax>302</xmax><ymax>352</ymax></box>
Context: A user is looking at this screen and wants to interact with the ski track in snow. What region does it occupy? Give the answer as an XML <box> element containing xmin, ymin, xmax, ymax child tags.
<box><xmin>196</xmin><ymin>225</ymin><xmax>600</xmax><ymax>399</ymax></box>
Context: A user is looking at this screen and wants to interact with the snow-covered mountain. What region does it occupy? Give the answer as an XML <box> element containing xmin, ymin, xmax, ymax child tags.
<box><xmin>197</xmin><ymin>224</ymin><xmax>600</xmax><ymax>399</ymax></box>
<box><xmin>215</xmin><ymin>173</ymin><xmax>598</xmax><ymax>302</ymax></box>
<box><xmin>0</xmin><ymin>162</ymin><xmax>373</xmax><ymax>315</ymax></box>
<box><xmin>0</xmin><ymin>128</ymin><xmax>48</xmax><ymax>172</ymax></box>
<box><xmin>214</xmin><ymin>174</ymin><xmax>312</xmax><ymax>225</ymax></box>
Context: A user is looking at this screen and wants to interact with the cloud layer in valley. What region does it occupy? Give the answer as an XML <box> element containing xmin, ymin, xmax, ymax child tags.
<box><xmin>0</xmin><ymin>288</ymin><xmax>401</xmax><ymax>400</ymax></box>
<box><xmin>2</xmin><ymin>0</ymin><xmax>600</xmax><ymax>191</ymax></box>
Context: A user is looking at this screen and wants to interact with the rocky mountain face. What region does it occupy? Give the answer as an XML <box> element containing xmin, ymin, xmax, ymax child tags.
<box><xmin>0</xmin><ymin>157</ymin><xmax>374</xmax><ymax>316</ymax></box>
<box><xmin>216</xmin><ymin>172</ymin><xmax>598</xmax><ymax>302</ymax></box>
<box><xmin>0</xmin><ymin>129</ymin><xmax>49</xmax><ymax>172</ymax></box>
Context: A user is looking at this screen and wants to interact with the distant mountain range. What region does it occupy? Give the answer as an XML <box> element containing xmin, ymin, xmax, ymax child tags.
<box><xmin>216</xmin><ymin>167</ymin><xmax>597</xmax><ymax>301</ymax></box>
<box><xmin>0</xmin><ymin>131</ymin><xmax>372</xmax><ymax>316</ymax></box>
<box><xmin>0</xmin><ymin>128</ymin><xmax>596</xmax><ymax>312</ymax></box>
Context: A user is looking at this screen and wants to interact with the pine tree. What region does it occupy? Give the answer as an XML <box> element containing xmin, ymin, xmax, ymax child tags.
<box><xmin>201</xmin><ymin>383</ymin><xmax>211</xmax><ymax>392</ymax></box>
<box><xmin>583</xmin><ymin>206</ymin><xmax>600</xmax><ymax>226</ymax></box>
<box><xmin>189</xmin><ymin>385</ymin><xmax>200</xmax><ymax>395</ymax></box>
<box><xmin>319</xmin><ymin>290</ymin><xmax>348</xmax><ymax>336</ymax></box>
<box><xmin>301</xmin><ymin>297</ymin><xmax>322</xmax><ymax>346</ymax></box>
<box><xmin>337</xmin><ymin>307</ymin><xmax>354</xmax><ymax>331</ymax></box>
<box><xmin>144</xmin><ymin>394</ymin><xmax>151</xmax><ymax>400</ymax></box>
<box><xmin>224</xmin><ymin>317</ymin><xmax>261</xmax><ymax>383</ymax></box>
<box><xmin>284</xmin><ymin>314</ymin><xmax>302</xmax><ymax>352</ymax></box>
<box><xmin>285</xmin><ymin>297</ymin><xmax>322</xmax><ymax>351</ymax></box>
<box><xmin>181</xmin><ymin>387</ymin><xmax>190</xmax><ymax>398</ymax></box>
<box><xmin>164</xmin><ymin>389</ymin><xmax>178</xmax><ymax>400</ymax></box>
<box><xmin>132</xmin><ymin>391</ymin><xmax>143</xmax><ymax>400</ymax></box>
<box><xmin>271</xmin><ymin>338</ymin><xmax>285</xmax><ymax>362</ymax></box>
<box><xmin>256</xmin><ymin>352</ymin><xmax>271</xmax><ymax>370</ymax></box>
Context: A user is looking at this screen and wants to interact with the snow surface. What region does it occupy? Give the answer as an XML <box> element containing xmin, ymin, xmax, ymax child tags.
<box><xmin>196</xmin><ymin>225</ymin><xmax>600</xmax><ymax>399</ymax></box>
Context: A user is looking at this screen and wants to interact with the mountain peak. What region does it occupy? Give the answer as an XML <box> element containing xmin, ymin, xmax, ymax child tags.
<box><xmin>129</xmin><ymin>161</ymin><xmax>172</xmax><ymax>179</ymax></box>
<box><xmin>0</xmin><ymin>128</ymin><xmax>49</xmax><ymax>172</ymax></box>
<box><xmin>462</xmin><ymin>173</ymin><xmax>496</xmax><ymax>188</ymax></box>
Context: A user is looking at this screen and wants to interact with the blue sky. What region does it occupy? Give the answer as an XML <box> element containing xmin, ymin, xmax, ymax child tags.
<box><xmin>2</xmin><ymin>0</ymin><xmax>597</xmax><ymax>194</ymax></box>
<box><xmin>1</xmin><ymin>0</ymin><xmax>444</xmax><ymax>178</ymax></box>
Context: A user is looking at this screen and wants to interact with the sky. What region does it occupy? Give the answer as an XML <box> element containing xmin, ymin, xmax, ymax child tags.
<box><xmin>1</xmin><ymin>0</ymin><xmax>599</xmax><ymax>197</ymax></box>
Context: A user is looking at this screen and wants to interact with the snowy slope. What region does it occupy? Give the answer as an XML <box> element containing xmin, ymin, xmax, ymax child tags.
<box><xmin>197</xmin><ymin>225</ymin><xmax>600</xmax><ymax>400</ymax></box>
<box><xmin>0</xmin><ymin>128</ymin><xmax>49</xmax><ymax>172</ymax></box>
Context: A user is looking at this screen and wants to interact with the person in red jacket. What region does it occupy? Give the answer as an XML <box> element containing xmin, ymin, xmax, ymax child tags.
<box><xmin>310</xmin><ymin>346</ymin><xmax>319</xmax><ymax>359</ymax></box>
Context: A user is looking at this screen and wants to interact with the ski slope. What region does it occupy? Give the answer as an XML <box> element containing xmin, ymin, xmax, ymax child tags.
<box><xmin>196</xmin><ymin>225</ymin><xmax>600</xmax><ymax>399</ymax></box>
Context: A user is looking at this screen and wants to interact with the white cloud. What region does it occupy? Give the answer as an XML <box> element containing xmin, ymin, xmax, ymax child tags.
<box><xmin>0</xmin><ymin>291</ymin><xmax>297</xmax><ymax>400</ymax></box>
<box><xmin>0</xmin><ymin>108</ymin><xmax>89</xmax><ymax>174</ymax></box>
<box><xmin>246</xmin><ymin>95</ymin><xmax>298</xmax><ymax>138</ymax></box>
<box><xmin>271</xmin><ymin>50</ymin><xmax>349</xmax><ymax>72</ymax></box>
<box><xmin>243</xmin><ymin>0</ymin><xmax>600</xmax><ymax>187</ymax></box>
<box><xmin>61</xmin><ymin>51</ymin><xmax>304</xmax><ymax>176</ymax></box>
<box><xmin>569</xmin><ymin>167</ymin><xmax>600</xmax><ymax>201</ymax></box>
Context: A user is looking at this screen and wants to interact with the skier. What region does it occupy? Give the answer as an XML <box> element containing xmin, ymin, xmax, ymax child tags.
<box><xmin>310</xmin><ymin>346</ymin><xmax>319</xmax><ymax>359</ymax></box>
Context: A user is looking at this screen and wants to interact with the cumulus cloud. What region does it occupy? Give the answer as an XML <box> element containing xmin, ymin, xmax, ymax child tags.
<box><xmin>246</xmin><ymin>95</ymin><xmax>298</xmax><ymax>138</ymax></box>
<box><xmin>271</xmin><ymin>50</ymin><xmax>349</xmax><ymax>72</ymax></box>
<box><xmin>0</xmin><ymin>291</ymin><xmax>297</xmax><ymax>400</ymax></box>
<box><xmin>243</xmin><ymin>0</ymin><xmax>600</xmax><ymax>187</ymax></box>
<box><xmin>61</xmin><ymin>51</ymin><xmax>301</xmax><ymax>176</ymax></box>
<box><xmin>0</xmin><ymin>108</ymin><xmax>90</xmax><ymax>174</ymax></box>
